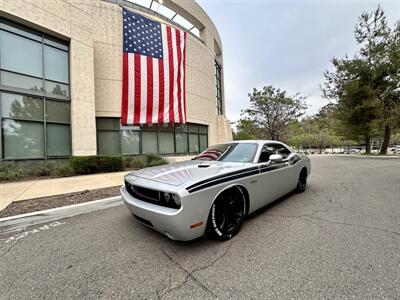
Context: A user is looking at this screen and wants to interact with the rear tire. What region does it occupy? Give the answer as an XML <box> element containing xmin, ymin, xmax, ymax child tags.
<box><xmin>206</xmin><ymin>186</ymin><xmax>246</xmax><ymax>241</ymax></box>
<box><xmin>296</xmin><ymin>169</ymin><xmax>307</xmax><ymax>193</ymax></box>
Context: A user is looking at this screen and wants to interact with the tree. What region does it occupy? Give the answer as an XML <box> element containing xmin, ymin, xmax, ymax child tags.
<box><xmin>355</xmin><ymin>7</ymin><xmax>400</xmax><ymax>154</ymax></box>
<box><xmin>322</xmin><ymin>53</ymin><xmax>380</xmax><ymax>154</ymax></box>
<box><xmin>322</xmin><ymin>7</ymin><xmax>400</xmax><ymax>154</ymax></box>
<box><xmin>233</xmin><ymin>119</ymin><xmax>258</xmax><ymax>140</ymax></box>
<box><xmin>241</xmin><ymin>85</ymin><xmax>307</xmax><ymax>141</ymax></box>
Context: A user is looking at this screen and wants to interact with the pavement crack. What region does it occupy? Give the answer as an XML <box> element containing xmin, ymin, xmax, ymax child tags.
<box><xmin>159</xmin><ymin>243</ymin><xmax>234</xmax><ymax>298</ymax></box>
<box><xmin>309</xmin><ymin>216</ymin><xmax>400</xmax><ymax>237</ymax></box>
<box><xmin>266</xmin><ymin>209</ymin><xmax>400</xmax><ymax>237</ymax></box>
<box><xmin>266</xmin><ymin>207</ymin><xmax>331</xmax><ymax>219</ymax></box>
<box><xmin>0</xmin><ymin>238</ymin><xmax>20</xmax><ymax>260</ymax></box>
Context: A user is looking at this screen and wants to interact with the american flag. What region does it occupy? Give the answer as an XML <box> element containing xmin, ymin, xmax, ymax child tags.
<box><xmin>121</xmin><ymin>8</ymin><xmax>187</xmax><ymax>125</ymax></box>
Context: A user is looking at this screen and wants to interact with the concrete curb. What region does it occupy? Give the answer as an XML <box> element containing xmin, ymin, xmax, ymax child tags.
<box><xmin>334</xmin><ymin>154</ymin><xmax>400</xmax><ymax>159</ymax></box>
<box><xmin>309</xmin><ymin>154</ymin><xmax>400</xmax><ymax>159</ymax></box>
<box><xmin>0</xmin><ymin>196</ymin><xmax>123</xmax><ymax>233</ymax></box>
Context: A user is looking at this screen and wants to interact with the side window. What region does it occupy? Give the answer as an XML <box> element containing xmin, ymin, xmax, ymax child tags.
<box><xmin>258</xmin><ymin>143</ymin><xmax>291</xmax><ymax>163</ymax></box>
<box><xmin>258</xmin><ymin>144</ymin><xmax>274</xmax><ymax>163</ymax></box>
<box><xmin>272</xmin><ymin>144</ymin><xmax>291</xmax><ymax>159</ymax></box>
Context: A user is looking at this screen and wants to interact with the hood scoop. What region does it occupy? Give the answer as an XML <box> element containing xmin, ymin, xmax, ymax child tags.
<box><xmin>198</xmin><ymin>164</ymin><xmax>210</xmax><ymax>168</ymax></box>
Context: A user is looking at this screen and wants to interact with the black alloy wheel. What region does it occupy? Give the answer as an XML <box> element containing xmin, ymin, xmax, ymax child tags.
<box><xmin>207</xmin><ymin>186</ymin><xmax>246</xmax><ymax>241</ymax></box>
<box><xmin>296</xmin><ymin>169</ymin><xmax>307</xmax><ymax>193</ymax></box>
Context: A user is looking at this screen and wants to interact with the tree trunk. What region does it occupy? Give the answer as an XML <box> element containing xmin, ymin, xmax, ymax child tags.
<box><xmin>365</xmin><ymin>136</ymin><xmax>371</xmax><ymax>154</ymax></box>
<box><xmin>379</xmin><ymin>125</ymin><xmax>391</xmax><ymax>155</ymax></box>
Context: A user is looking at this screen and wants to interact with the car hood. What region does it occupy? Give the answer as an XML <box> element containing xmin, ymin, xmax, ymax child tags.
<box><xmin>125</xmin><ymin>160</ymin><xmax>252</xmax><ymax>187</ymax></box>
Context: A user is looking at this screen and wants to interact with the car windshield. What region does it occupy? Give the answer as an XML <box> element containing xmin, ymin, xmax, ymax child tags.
<box><xmin>194</xmin><ymin>143</ymin><xmax>258</xmax><ymax>163</ymax></box>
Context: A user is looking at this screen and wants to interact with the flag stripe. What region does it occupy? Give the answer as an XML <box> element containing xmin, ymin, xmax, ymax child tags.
<box><xmin>180</xmin><ymin>31</ymin><xmax>186</xmax><ymax>122</ymax></box>
<box><xmin>171</xmin><ymin>29</ymin><xmax>179</xmax><ymax>123</ymax></box>
<box><xmin>140</xmin><ymin>55</ymin><xmax>147</xmax><ymax>124</ymax></box>
<box><xmin>176</xmin><ymin>29</ymin><xmax>183</xmax><ymax>123</ymax></box>
<box><xmin>167</xmin><ymin>26</ymin><xmax>175</xmax><ymax>123</ymax></box>
<box><xmin>121</xmin><ymin>53</ymin><xmax>128</xmax><ymax>125</ymax></box>
<box><xmin>158</xmin><ymin>58</ymin><xmax>165</xmax><ymax>124</ymax></box>
<box><xmin>133</xmin><ymin>53</ymin><xmax>141</xmax><ymax>125</ymax></box>
<box><xmin>182</xmin><ymin>32</ymin><xmax>187</xmax><ymax>122</ymax></box>
<box><xmin>146</xmin><ymin>56</ymin><xmax>153</xmax><ymax>124</ymax></box>
<box><xmin>162</xmin><ymin>24</ymin><xmax>170</xmax><ymax>124</ymax></box>
<box><xmin>127</xmin><ymin>53</ymin><xmax>135</xmax><ymax>124</ymax></box>
<box><xmin>152</xmin><ymin>58</ymin><xmax>159</xmax><ymax>124</ymax></box>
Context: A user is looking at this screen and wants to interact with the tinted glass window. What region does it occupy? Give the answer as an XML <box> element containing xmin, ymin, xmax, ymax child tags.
<box><xmin>199</xmin><ymin>134</ymin><xmax>207</xmax><ymax>152</ymax></box>
<box><xmin>175</xmin><ymin>132</ymin><xmax>188</xmax><ymax>153</ymax></box>
<box><xmin>259</xmin><ymin>143</ymin><xmax>291</xmax><ymax>162</ymax></box>
<box><xmin>0</xmin><ymin>30</ymin><xmax>43</xmax><ymax>77</ymax></box>
<box><xmin>159</xmin><ymin>132</ymin><xmax>174</xmax><ymax>154</ymax></box>
<box><xmin>97</xmin><ymin>118</ymin><xmax>120</xmax><ymax>131</ymax></box>
<box><xmin>97</xmin><ymin>131</ymin><xmax>120</xmax><ymax>155</ymax></box>
<box><xmin>121</xmin><ymin>130</ymin><xmax>140</xmax><ymax>155</ymax></box>
<box><xmin>2</xmin><ymin>119</ymin><xmax>44</xmax><ymax>159</ymax></box>
<box><xmin>188</xmin><ymin>133</ymin><xmax>199</xmax><ymax>153</ymax></box>
<box><xmin>142</xmin><ymin>131</ymin><xmax>157</xmax><ymax>154</ymax></box>
<box><xmin>196</xmin><ymin>143</ymin><xmax>258</xmax><ymax>163</ymax></box>
<box><xmin>1</xmin><ymin>93</ymin><xmax>43</xmax><ymax>121</ymax></box>
<box><xmin>1</xmin><ymin>71</ymin><xmax>44</xmax><ymax>92</ymax></box>
<box><xmin>44</xmin><ymin>46</ymin><xmax>69</xmax><ymax>83</ymax></box>
<box><xmin>45</xmin><ymin>81</ymin><xmax>69</xmax><ymax>97</ymax></box>
<box><xmin>46</xmin><ymin>100</ymin><xmax>70</xmax><ymax>123</ymax></box>
<box><xmin>47</xmin><ymin>123</ymin><xmax>70</xmax><ymax>156</ymax></box>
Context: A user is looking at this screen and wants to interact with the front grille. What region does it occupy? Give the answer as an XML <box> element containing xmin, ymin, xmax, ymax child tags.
<box><xmin>125</xmin><ymin>180</ymin><xmax>180</xmax><ymax>209</ymax></box>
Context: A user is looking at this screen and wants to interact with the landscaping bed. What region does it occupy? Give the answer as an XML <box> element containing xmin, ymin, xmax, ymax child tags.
<box><xmin>0</xmin><ymin>186</ymin><xmax>121</xmax><ymax>218</ymax></box>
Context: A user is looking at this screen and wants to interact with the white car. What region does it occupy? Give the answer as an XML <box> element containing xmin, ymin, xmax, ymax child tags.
<box><xmin>121</xmin><ymin>140</ymin><xmax>311</xmax><ymax>241</ymax></box>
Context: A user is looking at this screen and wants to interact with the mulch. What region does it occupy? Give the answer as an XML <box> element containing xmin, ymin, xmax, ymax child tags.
<box><xmin>0</xmin><ymin>186</ymin><xmax>121</xmax><ymax>218</ymax></box>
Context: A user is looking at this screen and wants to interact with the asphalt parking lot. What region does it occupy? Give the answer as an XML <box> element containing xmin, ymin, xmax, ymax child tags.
<box><xmin>1</xmin><ymin>156</ymin><xmax>399</xmax><ymax>299</ymax></box>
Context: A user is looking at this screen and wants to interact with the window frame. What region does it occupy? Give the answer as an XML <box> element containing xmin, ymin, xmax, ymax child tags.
<box><xmin>96</xmin><ymin>118</ymin><xmax>208</xmax><ymax>156</ymax></box>
<box><xmin>0</xmin><ymin>17</ymin><xmax>71</xmax><ymax>161</ymax></box>
<box><xmin>258</xmin><ymin>143</ymin><xmax>292</xmax><ymax>163</ymax></box>
<box><xmin>215</xmin><ymin>60</ymin><xmax>223</xmax><ymax>115</ymax></box>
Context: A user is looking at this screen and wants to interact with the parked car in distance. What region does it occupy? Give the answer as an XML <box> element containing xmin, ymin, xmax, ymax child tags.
<box><xmin>121</xmin><ymin>140</ymin><xmax>311</xmax><ymax>241</ymax></box>
<box><xmin>348</xmin><ymin>148</ymin><xmax>361</xmax><ymax>154</ymax></box>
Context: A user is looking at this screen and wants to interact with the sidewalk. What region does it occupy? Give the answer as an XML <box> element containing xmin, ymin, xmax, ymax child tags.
<box><xmin>0</xmin><ymin>171</ymin><xmax>129</xmax><ymax>212</ymax></box>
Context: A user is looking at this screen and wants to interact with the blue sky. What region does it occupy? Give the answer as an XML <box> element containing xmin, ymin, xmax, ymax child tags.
<box><xmin>197</xmin><ymin>0</ymin><xmax>400</xmax><ymax>124</ymax></box>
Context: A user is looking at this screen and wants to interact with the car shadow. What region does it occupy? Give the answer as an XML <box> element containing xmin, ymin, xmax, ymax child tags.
<box><xmin>245</xmin><ymin>190</ymin><xmax>297</xmax><ymax>221</ymax></box>
<box><xmin>122</xmin><ymin>189</ymin><xmax>300</xmax><ymax>248</ymax></box>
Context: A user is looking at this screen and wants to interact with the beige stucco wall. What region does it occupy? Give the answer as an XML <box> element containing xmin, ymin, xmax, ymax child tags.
<box><xmin>0</xmin><ymin>0</ymin><xmax>97</xmax><ymax>156</ymax></box>
<box><xmin>0</xmin><ymin>0</ymin><xmax>232</xmax><ymax>156</ymax></box>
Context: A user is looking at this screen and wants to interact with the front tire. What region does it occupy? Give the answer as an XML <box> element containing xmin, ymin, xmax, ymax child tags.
<box><xmin>296</xmin><ymin>169</ymin><xmax>307</xmax><ymax>193</ymax></box>
<box><xmin>206</xmin><ymin>186</ymin><xmax>246</xmax><ymax>241</ymax></box>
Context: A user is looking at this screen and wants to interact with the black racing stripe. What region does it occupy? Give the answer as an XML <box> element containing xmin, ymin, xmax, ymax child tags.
<box><xmin>186</xmin><ymin>155</ymin><xmax>303</xmax><ymax>193</ymax></box>
<box><xmin>186</xmin><ymin>166</ymin><xmax>259</xmax><ymax>191</ymax></box>
<box><xmin>259</xmin><ymin>164</ymin><xmax>285</xmax><ymax>173</ymax></box>
<box><xmin>188</xmin><ymin>169</ymin><xmax>260</xmax><ymax>193</ymax></box>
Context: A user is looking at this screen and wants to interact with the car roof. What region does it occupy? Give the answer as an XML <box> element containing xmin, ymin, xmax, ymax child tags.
<box><xmin>223</xmin><ymin>140</ymin><xmax>286</xmax><ymax>145</ymax></box>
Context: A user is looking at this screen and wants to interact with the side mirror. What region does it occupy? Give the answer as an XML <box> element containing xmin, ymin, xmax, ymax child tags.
<box><xmin>269</xmin><ymin>154</ymin><xmax>283</xmax><ymax>163</ymax></box>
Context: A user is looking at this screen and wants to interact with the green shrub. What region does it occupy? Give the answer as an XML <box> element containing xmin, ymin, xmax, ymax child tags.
<box><xmin>0</xmin><ymin>163</ymin><xmax>23</xmax><ymax>181</ymax></box>
<box><xmin>122</xmin><ymin>156</ymin><xmax>146</xmax><ymax>169</ymax></box>
<box><xmin>51</xmin><ymin>165</ymin><xmax>75</xmax><ymax>177</ymax></box>
<box><xmin>69</xmin><ymin>156</ymin><xmax>123</xmax><ymax>174</ymax></box>
<box><xmin>33</xmin><ymin>162</ymin><xmax>56</xmax><ymax>177</ymax></box>
<box><xmin>145</xmin><ymin>154</ymin><xmax>168</xmax><ymax>167</ymax></box>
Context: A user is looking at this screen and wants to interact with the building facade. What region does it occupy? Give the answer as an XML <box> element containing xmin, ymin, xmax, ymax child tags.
<box><xmin>0</xmin><ymin>0</ymin><xmax>232</xmax><ymax>162</ymax></box>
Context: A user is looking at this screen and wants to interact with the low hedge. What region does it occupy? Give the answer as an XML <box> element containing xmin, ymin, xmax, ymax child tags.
<box><xmin>0</xmin><ymin>154</ymin><xmax>168</xmax><ymax>181</ymax></box>
<box><xmin>69</xmin><ymin>156</ymin><xmax>123</xmax><ymax>175</ymax></box>
<box><xmin>0</xmin><ymin>163</ymin><xmax>23</xmax><ymax>181</ymax></box>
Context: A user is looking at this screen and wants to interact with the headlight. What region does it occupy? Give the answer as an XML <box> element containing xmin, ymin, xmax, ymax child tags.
<box><xmin>163</xmin><ymin>192</ymin><xmax>171</xmax><ymax>202</ymax></box>
<box><xmin>162</xmin><ymin>192</ymin><xmax>181</xmax><ymax>208</ymax></box>
<box><xmin>171</xmin><ymin>194</ymin><xmax>181</xmax><ymax>207</ymax></box>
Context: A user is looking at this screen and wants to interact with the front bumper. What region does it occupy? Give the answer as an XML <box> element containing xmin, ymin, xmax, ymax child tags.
<box><xmin>120</xmin><ymin>186</ymin><xmax>207</xmax><ymax>241</ymax></box>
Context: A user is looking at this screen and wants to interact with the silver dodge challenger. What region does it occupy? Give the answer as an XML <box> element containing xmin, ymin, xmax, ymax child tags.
<box><xmin>121</xmin><ymin>140</ymin><xmax>311</xmax><ymax>241</ymax></box>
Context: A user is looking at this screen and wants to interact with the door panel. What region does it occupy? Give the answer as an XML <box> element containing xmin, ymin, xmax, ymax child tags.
<box><xmin>250</xmin><ymin>162</ymin><xmax>290</xmax><ymax>211</ymax></box>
